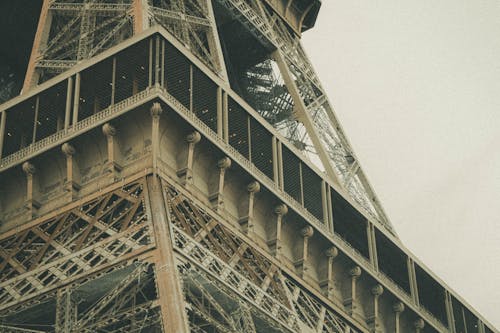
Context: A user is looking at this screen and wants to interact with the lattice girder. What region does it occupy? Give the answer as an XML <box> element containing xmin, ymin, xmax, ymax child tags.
<box><xmin>0</xmin><ymin>180</ymin><xmax>153</xmax><ymax>312</ymax></box>
<box><xmin>164</xmin><ymin>178</ymin><xmax>361</xmax><ymax>333</ymax></box>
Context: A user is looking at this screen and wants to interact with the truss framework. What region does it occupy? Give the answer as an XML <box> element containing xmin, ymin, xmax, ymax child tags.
<box><xmin>214</xmin><ymin>0</ymin><xmax>395</xmax><ymax>234</ymax></box>
<box><xmin>24</xmin><ymin>0</ymin><xmax>228</xmax><ymax>89</ymax></box>
<box><xmin>0</xmin><ymin>176</ymin><xmax>369</xmax><ymax>332</ymax></box>
<box><xmin>164</xmin><ymin>181</ymin><xmax>361</xmax><ymax>333</ymax></box>
<box><xmin>21</xmin><ymin>0</ymin><xmax>395</xmax><ymax>234</ymax></box>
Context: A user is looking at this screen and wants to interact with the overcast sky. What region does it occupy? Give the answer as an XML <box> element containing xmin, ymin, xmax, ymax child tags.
<box><xmin>302</xmin><ymin>0</ymin><xmax>500</xmax><ymax>328</ymax></box>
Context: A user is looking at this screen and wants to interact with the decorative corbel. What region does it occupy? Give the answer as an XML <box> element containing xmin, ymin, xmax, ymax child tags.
<box><xmin>320</xmin><ymin>246</ymin><xmax>339</xmax><ymax>300</ymax></box>
<box><xmin>150</xmin><ymin>102</ymin><xmax>163</xmax><ymax>171</ymax></box>
<box><xmin>393</xmin><ymin>302</ymin><xmax>405</xmax><ymax>333</ymax></box>
<box><xmin>344</xmin><ymin>266</ymin><xmax>363</xmax><ymax>321</ymax></box>
<box><xmin>102</xmin><ymin>123</ymin><xmax>122</xmax><ymax>178</ymax></box>
<box><xmin>22</xmin><ymin>161</ymin><xmax>40</xmax><ymax>216</ymax></box>
<box><xmin>267</xmin><ymin>203</ymin><xmax>288</xmax><ymax>257</ymax></box>
<box><xmin>238</xmin><ymin>180</ymin><xmax>261</xmax><ymax>234</ymax></box>
<box><xmin>367</xmin><ymin>284</ymin><xmax>384</xmax><ymax>332</ymax></box>
<box><xmin>414</xmin><ymin>318</ymin><xmax>425</xmax><ymax>333</ymax></box>
<box><xmin>294</xmin><ymin>226</ymin><xmax>314</xmax><ymax>278</ymax></box>
<box><xmin>177</xmin><ymin>131</ymin><xmax>201</xmax><ymax>185</ymax></box>
<box><xmin>61</xmin><ymin>142</ymin><xmax>80</xmax><ymax>199</ymax></box>
<box><xmin>208</xmin><ymin>156</ymin><xmax>231</xmax><ymax>211</ymax></box>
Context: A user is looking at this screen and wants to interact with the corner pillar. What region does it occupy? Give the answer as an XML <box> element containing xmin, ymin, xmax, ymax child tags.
<box><xmin>146</xmin><ymin>175</ymin><xmax>189</xmax><ymax>332</ymax></box>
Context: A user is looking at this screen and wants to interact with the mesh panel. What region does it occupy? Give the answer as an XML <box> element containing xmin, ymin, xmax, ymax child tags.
<box><xmin>79</xmin><ymin>58</ymin><xmax>113</xmax><ymax>121</ymax></box>
<box><xmin>249</xmin><ymin>118</ymin><xmax>273</xmax><ymax>179</ymax></box>
<box><xmin>164</xmin><ymin>42</ymin><xmax>190</xmax><ymax>109</ymax></box>
<box><xmin>228</xmin><ymin>98</ymin><xmax>249</xmax><ymax>159</ymax></box>
<box><xmin>301</xmin><ymin>164</ymin><xmax>323</xmax><ymax>221</ymax></box>
<box><xmin>463</xmin><ymin>308</ymin><xmax>479</xmax><ymax>333</ymax></box>
<box><xmin>331</xmin><ymin>189</ymin><xmax>370</xmax><ymax>259</ymax></box>
<box><xmin>452</xmin><ymin>297</ymin><xmax>466</xmax><ymax>333</ymax></box>
<box><xmin>2</xmin><ymin>97</ymin><xmax>36</xmax><ymax>157</ymax></box>
<box><xmin>415</xmin><ymin>265</ymin><xmax>448</xmax><ymax>325</ymax></box>
<box><xmin>282</xmin><ymin>145</ymin><xmax>302</xmax><ymax>203</ymax></box>
<box><xmin>375</xmin><ymin>230</ymin><xmax>411</xmax><ymax>294</ymax></box>
<box><xmin>192</xmin><ymin>67</ymin><xmax>217</xmax><ymax>132</ymax></box>
<box><xmin>115</xmin><ymin>39</ymin><xmax>149</xmax><ymax>104</ymax></box>
<box><xmin>35</xmin><ymin>81</ymin><xmax>66</xmax><ymax>142</ymax></box>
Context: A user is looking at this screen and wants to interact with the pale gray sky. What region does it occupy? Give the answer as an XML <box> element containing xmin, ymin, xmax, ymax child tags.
<box><xmin>303</xmin><ymin>0</ymin><xmax>500</xmax><ymax>328</ymax></box>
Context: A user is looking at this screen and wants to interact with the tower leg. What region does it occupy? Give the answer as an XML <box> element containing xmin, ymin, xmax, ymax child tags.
<box><xmin>146</xmin><ymin>175</ymin><xmax>189</xmax><ymax>333</ymax></box>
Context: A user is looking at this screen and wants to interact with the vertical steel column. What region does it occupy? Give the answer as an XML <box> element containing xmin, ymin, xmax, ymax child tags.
<box><xmin>64</xmin><ymin>77</ymin><xmax>73</xmax><ymax>130</ymax></box>
<box><xmin>367</xmin><ymin>223</ymin><xmax>379</xmax><ymax>271</ymax></box>
<box><xmin>155</xmin><ymin>36</ymin><xmax>161</xmax><ymax>86</ymax></box>
<box><xmin>32</xmin><ymin>96</ymin><xmax>40</xmax><ymax>144</ymax></box>
<box><xmin>0</xmin><ymin>111</ymin><xmax>6</xmax><ymax>159</ymax></box>
<box><xmin>217</xmin><ymin>87</ymin><xmax>223</xmax><ymax>137</ymax></box>
<box><xmin>111</xmin><ymin>57</ymin><xmax>117</xmax><ymax>105</ymax></box>
<box><xmin>223</xmin><ymin>92</ymin><xmax>229</xmax><ymax>143</ymax></box>
<box><xmin>445</xmin><ymin>290</ymin><xmax>457</xmax><ymax>333</ymax></box>
<box><xmin>407</xmin><ymin>258</ymin><xmax>420</xmax><ymax>306</ymax></box>
<box><xmin>149</xmin><ymin>38</ymin><xmax>154</xmax><ymax>87</ymax></box>
<box><xmin>272</xmin><ymin>136</ymin><xmax>280</xmax><ymax>185</ymax></box>
<box><xmin>133</xmin><ymin>0</ymin><xmax>151</xmax><ymax>33</ymax></box>
<box><xmin>72</xmin><ymin>73</ymin><xmax>81</xmax><ymax>126</ymax></box>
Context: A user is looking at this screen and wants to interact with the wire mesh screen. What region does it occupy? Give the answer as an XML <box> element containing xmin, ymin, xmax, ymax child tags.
<box><xmin>301</xmin><ymin>163</ymin><xmax>323</xmax><ymax>221</ymax></box>
<box><xmin>282</xmin><ymin>145</ymin><xmax>302</xmax><ymax>203</ymax></box>
<box><xmin>249</xmin><ymin>118</ymin><xmax>273</xmax><ymax>180</ymax></box>
<box><xmin>375</xmin><ymin>230</ymin><xmax>411</xmax><ymax>295</ymax></box>
<box><xmin>2</xmin><ymin>97</ymin><xmax>36</xmax><ymax>157</ymax></box>
<box><xmin>35</xmin><ymin>81</ymin><xmax>67</xmax><ymax>142</ymax></box>
<box><xmin>451</xmin><ymin>296</ymin><xmax>481</xmax><ymax>333</ymax></box>
<box><xmin>115</xmin><ymin>39</ymin><xmax>150</xmax><ymax>104</ymax></box>
<box><xmin>415</xmin><ymin>265</ymin><xmax>448</xmax><ymax>325</ymax></box>
<box><xmin>228</xmin><ymin>98</ymin><xmax>250</xmax><ymax>159</ymax></box>
<box><xmin>330</xmin><ymin>189</ymin><xmax>370</xmax><ymax>259</ymax></box>
<box><xmin>164</xmin><ymin>42</ymin><xmax>190</xmax><ymax>110</ymax></box>
<box><xmin>79</xmin><ymin>58</ymin><xmax>113</xmax><ymax>121</ymax></box>
<box><xmin>192</xmin><ymin>67</ymin><xmax>217</xmax><ymax>132</ymax></box>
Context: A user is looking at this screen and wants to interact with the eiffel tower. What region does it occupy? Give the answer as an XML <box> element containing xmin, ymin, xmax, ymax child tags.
<box><xmin>0</xmin><ymin>1</ymin><xmax>497</xmax><ymax>332</ymax></box>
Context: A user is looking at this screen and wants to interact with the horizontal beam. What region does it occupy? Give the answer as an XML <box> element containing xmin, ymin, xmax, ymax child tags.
<box><xmin>49</xmin><ymin>3</ymin><xmax>130</xmax><ymax>16</ymax></box>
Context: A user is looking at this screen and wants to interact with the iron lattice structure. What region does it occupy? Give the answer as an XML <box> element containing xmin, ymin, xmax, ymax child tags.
<box><xmin>0</xmin><ymin>1</ymin><xmax>498</xmax><ymax>333</ymax></box>
<box><xmin>23</xmin><ymin>0</ymin><xmax>394</xmax><ymax>234</ymax></box>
